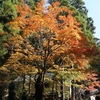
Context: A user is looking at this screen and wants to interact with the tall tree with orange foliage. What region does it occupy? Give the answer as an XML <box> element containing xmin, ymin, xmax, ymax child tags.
<box><xmin>6</xmin><ymin>0</ymin><xmax>99</xmax><ymax>99</ymax></box>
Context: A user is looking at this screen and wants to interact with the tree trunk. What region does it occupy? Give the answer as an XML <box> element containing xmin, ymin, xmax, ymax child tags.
<box><xmin>71</xmin><ymin>85</ymin><xmax>75</xmax><ymax>100</ymax></box>
<box><xmin>55</xmin><ymin>81</ymin><xmax>58</xmax><ymax>100</ymax></box>
<box><xmin>22</xmin><ymin>74</ymin><xmax>25</xmax><ymax>90</ymax></box>
<box><xmin>60</xmin><ymin>77</ymin><xmax>63</xmax><ymax>100</ymax></box>
<box><xmin>52</xmin><ymin>80</ymin><xmax>54</xmax><ymax>100</ymax></box>
<box><xmin>0</xmin><ymin>86</ymin><xmax>3</xmax><ymax>100</ymax></box>
<box><xmin>34</xmin><ymin>73</ymin><xmax>44</xmax><ymax>100</ymax></box>
<box><xmin>28</xmin><ymin>75</ymin><xmax>31</xmax><ymax>94</ymax></box>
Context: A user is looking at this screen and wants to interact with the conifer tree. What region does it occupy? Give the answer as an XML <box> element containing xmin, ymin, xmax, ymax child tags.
<box><xmin>0</xmin><ymin>0</ymin><xmax>17</xmax><ymax>23</ymax></box>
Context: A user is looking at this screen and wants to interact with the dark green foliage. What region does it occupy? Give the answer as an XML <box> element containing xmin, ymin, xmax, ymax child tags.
<box><xmin>0</xmin><ymin>0</ymin><xmax>19</xmax><ymax>64</ymax></box>
<box><xmin>0</xmin><ymin>34</ymin><xmax>10</xmax><ymax>66</ymax></box>
<box><xmin>0</xmin><ymin>23</ymin><xmax>3</xmax><ymax>32</ymax></box>
<box><xmin>86</xmin><ymin>17</ymin><xmax>95</xmax><ymax>34</ymax></box>
<box><xmin>0</xmin><ymin>35</ymin><xmax>8</xmax><ymax>56</ymax></box>
<box><xmin>0</xmin><ymin>0</ymin><xmax>17</xmax><ymax>23</ymax></box>
<box><xmin>28</xmin><ymin>0</ymin><xmax>35</xmax><ymax>9</ymax></box>
<box><xmin>0</xmin><ymin>23</ymin><xmax>13</xmax><ymax>66</ymax></box>
<box><xmin>34</xmin><ymin>0</ymin><xmax>41</xmax><ymax>2</ymax></box>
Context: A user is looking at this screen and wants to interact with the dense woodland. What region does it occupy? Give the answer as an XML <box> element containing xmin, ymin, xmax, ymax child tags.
<box><xmin>0</xmin><ymin>0</ymin><xmax>100</xmax><ymax>100</ymax></box>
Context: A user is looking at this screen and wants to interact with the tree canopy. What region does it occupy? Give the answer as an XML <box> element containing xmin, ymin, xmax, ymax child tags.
<box><xmin>0</xmin><ymin>0</ymin><xmax>100</xmax><ymax>95</ymax></box>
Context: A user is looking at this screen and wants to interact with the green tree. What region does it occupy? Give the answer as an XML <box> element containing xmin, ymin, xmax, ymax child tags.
<box><xmin>0</xmin><ymin>0</ymin><xmax>19</xmax><ymax>64</ymax></box>
<box><xmin>27</xmin><ymin>0</ymin><xmax>36</xmax><ymax>9</ymax></box>
<box><xmin>0</xmin><ymin>0</ymin><xmax>17</xmax><ymax>23</ymax></box>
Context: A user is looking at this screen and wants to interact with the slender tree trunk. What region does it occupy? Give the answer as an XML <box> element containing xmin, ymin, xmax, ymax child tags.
<box><xmin>75</xmin><ymin>87</ymin><xmax>81</xmax><ymax>100</ymax></box>
<box><xmin>22</xmin><ymin>74</ymin><xmax>25</xmax><ymax>90</ymax></box>
<box><xmin>52</xmin><ymin>80</ymin><xmax>54</xmax><ymax>100</ymax></box>
<box><xmin>60</xmin><ymin>77</ymin><xmax>63</xmax><ymax>100</ymax></box>
<box><xmin>0</xmin><ymin>86</ymin><xmax>3</xmax><ymax>100</ymax></box>
<box><xmin>71</xmin><ymin>85</ymin><xmax>75</xmax><ymax>100</ymax></box>
<box><xmin>55</xmin><ymin>81</ymin><xmax>58</xmax><ymax>100</ymax></box>
<box><xmin>28</xmin><ymin>74</ymin><xmax>31</xmax><ymax>94</ymax></box>
<box><xmin>34</xmin><ymin>73</ymin><xmax>44</xmax><ymax>100</ymax></box>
